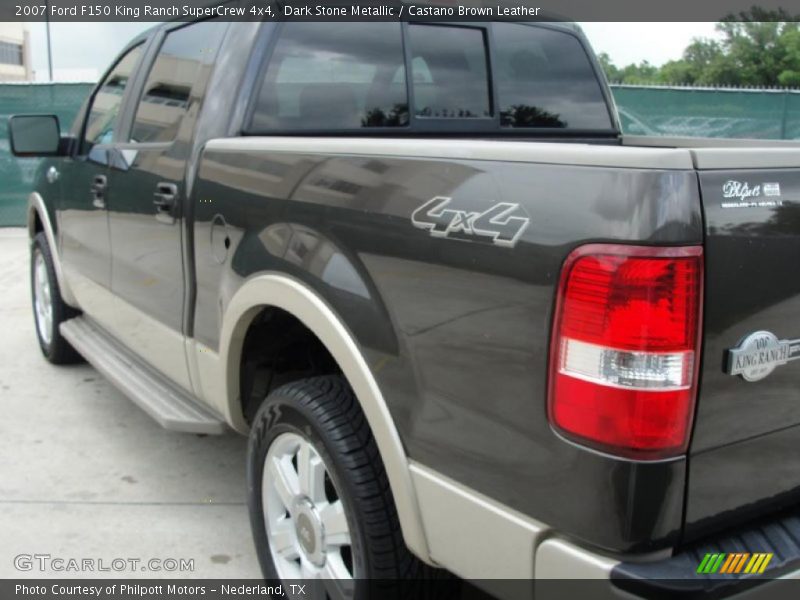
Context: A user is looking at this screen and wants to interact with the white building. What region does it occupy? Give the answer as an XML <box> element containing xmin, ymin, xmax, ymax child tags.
<box><xmin>0</xmin><ymin>22</ymin><xmax>32</xmax><ymax>82</ymax></box>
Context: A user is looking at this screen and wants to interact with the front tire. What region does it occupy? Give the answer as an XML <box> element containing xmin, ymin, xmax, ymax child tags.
<box><xmin>247</xmin><ymin>376</ymin><xmax>434</xmax><ymax>599</ymax></box>
<box><xmin>31</xmin><ymin>232</ymin><xmax>81</xmax><ymax>364</ymax></box>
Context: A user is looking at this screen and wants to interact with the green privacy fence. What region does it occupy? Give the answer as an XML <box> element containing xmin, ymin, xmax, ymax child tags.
<box><xmin>613</xmin><ymin>84</ymin><xmax>800</xmax><ymax>140</ymax></box>
<box><xmin>2</xmin><ymin>82</ymin><xmax>800</xmax><ymax>227</ymax></box>
<box><xmin>0</xmin><ymin>83</ymin><xmax>93</xmax><ymax>228</ymax></box>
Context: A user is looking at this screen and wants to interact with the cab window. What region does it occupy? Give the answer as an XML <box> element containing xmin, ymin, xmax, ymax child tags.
<box><xmin>130</xmin><ymin>21</ymin><xmax>226</xmax><ymax>144</ymax></box>
<box><xmin>249</xmin><ymin>22</ymin><xmax>408</xmax><ymax>131</ymax></box>
<box><xmin>493</xmin><ymin>23</ymin><xmax>612</xmax><ymax>129</ymax></box>
<box><xmin>407</xmin><ymin>24</ymin><xmax>491</xmax><ymax>120</ymax></box>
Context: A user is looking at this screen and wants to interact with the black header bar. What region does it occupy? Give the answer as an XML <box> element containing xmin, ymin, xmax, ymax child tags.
<box><xmin>3</xmin><ymin>0</ymin><xmax>800</xmax><ymax>22</ymax></box>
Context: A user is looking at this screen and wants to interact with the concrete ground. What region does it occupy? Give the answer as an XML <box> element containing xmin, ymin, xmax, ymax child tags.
<box><xmin>0</xmin><ymin>228</ymin><xmax>261</xmax><ymax>579</ymax></box>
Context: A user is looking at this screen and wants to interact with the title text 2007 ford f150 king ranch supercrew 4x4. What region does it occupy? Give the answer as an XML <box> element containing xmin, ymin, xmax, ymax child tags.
<box><xmin>10</xmin><ymin>15</ymin><xmax>800</xmax><ymax>599</ymax></box>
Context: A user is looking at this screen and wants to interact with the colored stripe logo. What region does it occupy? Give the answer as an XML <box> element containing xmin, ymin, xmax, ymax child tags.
<box><xmin>697</xmin><ymin>553</ymin><xmax>773</xmax><ymax>574</ymax></box>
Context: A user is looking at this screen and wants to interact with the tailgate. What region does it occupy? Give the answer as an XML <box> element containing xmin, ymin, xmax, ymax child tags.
<box><xmin>687</xmin><ymin>147</ymin><xmax>800</xmax><ymax>541</ymax></box>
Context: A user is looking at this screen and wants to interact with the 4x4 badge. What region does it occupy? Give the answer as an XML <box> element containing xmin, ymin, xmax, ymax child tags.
<box><xmin>411</xmin><ymin>196</ymin><xmax>530</xmax><ymax>248</ymax></box>
<box><xmin>726</xmin><ymin>331</ymin><xmax>800</xmax><ymax>382</ymax></box>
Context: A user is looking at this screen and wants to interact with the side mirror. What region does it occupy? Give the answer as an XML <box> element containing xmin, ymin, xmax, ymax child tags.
<box><xmin>8</xmin><ymin>114</ymin><xmax>64</xmax><ymax>157</ymax></box>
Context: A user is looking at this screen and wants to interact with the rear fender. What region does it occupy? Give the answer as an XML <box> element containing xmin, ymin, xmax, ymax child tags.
<box><xmin>218</xmin><ymin>272</ymin><xmax>432</xmax><ymax>563</ymax></box>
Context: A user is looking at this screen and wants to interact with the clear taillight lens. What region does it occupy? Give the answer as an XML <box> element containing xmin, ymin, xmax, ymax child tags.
<box><xmin>548</xmin><ymin>244</ymin><xmax>703</xmax><ymax>459</ymax></box>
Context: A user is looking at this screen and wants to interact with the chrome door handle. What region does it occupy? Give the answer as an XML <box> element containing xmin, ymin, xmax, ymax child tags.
<box><xmin>153</xmin><ymin>182</ymin><xmax>178</xmax><ymax>212</ymax></box>
<box><xmin>91</xmin><ymin>174</ymin><xmax>107</xmax><ymax>209</ymax></box>
<box><xmin>153</xmin><ymin>182</ymin><xmax>178</xmax><ymax>225</ymax></box>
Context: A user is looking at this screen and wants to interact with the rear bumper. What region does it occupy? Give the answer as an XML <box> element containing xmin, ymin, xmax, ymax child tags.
<box><xmin>611</xmin><ymin>508</ymin><xmax>800</xmax><ymax>599</ymax></box>
<box><xmin>537</xmin><ymin>537</ymin><xmax>800</xmax><ymax>599</ymax></box>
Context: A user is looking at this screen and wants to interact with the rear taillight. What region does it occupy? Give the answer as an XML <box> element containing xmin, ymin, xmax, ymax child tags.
<box><xmin>548</xmin><ymin>244</ymin><xmax>703</xmax><ymax>459</ymax></box>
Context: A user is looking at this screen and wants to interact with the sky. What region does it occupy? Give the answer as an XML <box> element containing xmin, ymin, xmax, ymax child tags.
<box><xmin>25</xmin><ymin>21</ymin><xmax>722</xmax><ymax>82</ymax></box>
<box><xmin>580</xmin><ymin>22</ymin><xmax>720</xmax><ymax>66</ymax></box>
<box><xmin>27</xmin><ymin>22</ymin><xmax>158</xmax><ymax>81</ymax></box>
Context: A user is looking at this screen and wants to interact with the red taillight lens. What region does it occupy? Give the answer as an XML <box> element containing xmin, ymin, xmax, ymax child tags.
<box><xmin>548</xmin><ymin>244</ymin><xmax>703</xmax><ymax>459</ymax></box>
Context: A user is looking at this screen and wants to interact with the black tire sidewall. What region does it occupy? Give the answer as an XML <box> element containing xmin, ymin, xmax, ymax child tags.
<box><xmin>31</xmin><ymin>233</ymin><xmax>58</xmax><ymax>358</ymax></box>
<box><xmin>30</xmin><ymin>232</ymin><xmax>79</xmax><ymax>364</ymax></box>
<box><xmin>247</xmin><ymin>392</ymin><xmax>369</xmax><ymax>594</ymax></box>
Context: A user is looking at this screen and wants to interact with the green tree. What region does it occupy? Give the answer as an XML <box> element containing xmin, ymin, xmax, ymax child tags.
<box><xmin>779</xmin><ymin>27</ymin><xmax>800</xmax><ymax>85</ymax></box>
<box><xmin>657</xmin><ymin>59</ymin><xmax>697</xmax><ymax>85</ymax></box>
<box><xmin>598</xmin><ymin>55</ymin><xmax>661</xmax><ymax>85</ymax></box>
<box><xmin>619</xmin><ymin>61</ymin><xmax>661</xmax><ymax>84</ymax></box>
<box><xmin>596</xmin><ymin>9</ymin><xmax>800</xmax><ymax>87</ymax></box>
<box><xmin>596</xmin><ymin>52</ymin><xmax>621</xmax><ymax>82</ymax></box>
<box><xmin>714</xmin><ymin>11</ymin><xmax>797</xmax><ymax>85</ymax></box>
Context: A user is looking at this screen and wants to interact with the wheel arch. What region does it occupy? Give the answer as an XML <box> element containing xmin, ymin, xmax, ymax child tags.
<box><xmin>219</xmin><ymin>272</ymin><xmax>432</xmax><ymax>563</ymax></box>
<box><xmin>27</xmin><ymin>191</ymin><xmax>78</xmax><ymax>307</ymax></box>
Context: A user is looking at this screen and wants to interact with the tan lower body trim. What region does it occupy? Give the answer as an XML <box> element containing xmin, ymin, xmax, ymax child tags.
<box><xmin>409</xmin><ymin>462</ymin><xmax>546</xmax><ymax>580</ymax></box>
<box><xmin>410</xmin><ymin>462</ymin><xmax>622</xmax><ymax>591</ymax></box>
<box><xmin>62</xmin><ymin>265</ymin><xmax>194</xmax><ymax>393</ymax></box>
<box><xmin>535</xmin><ymin>538</ymin><xmax>617</xmax><ymax>579</ymax></box>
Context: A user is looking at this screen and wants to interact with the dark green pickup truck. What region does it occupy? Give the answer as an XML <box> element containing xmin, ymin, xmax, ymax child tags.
<box><xmin>10</xmin><ymin>16</ymin><xmax>800</xmax><ymax>599</ymax></box>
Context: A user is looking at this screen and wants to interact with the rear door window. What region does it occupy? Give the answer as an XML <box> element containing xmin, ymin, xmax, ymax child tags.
<box><xmin>250</xmin><ymin>22</ymin><xmax>408</xmax><ymax>130</ymax></box>
<box><xmin>493</xmin><ymin>23</ymin><xmax>612</xmax><ymax>130</ymax></box>
<box><xmin>407</xmin><ymin>24</ymin><xmax>491</xmax><ymax>120</ymax></box>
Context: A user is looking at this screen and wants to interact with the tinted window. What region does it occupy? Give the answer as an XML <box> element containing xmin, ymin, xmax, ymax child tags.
<box><xmin>130</xmin><ymin>22</ymin><xmax>225</xmax><ymax>143</ymax></box>
<box><xmin>494</xmin><ymin>23</ymin><xmax>612</xmax><ymax>130</ymax></box>
<box><xmin>250</xmin><ymin>22</ymin><xmax>408</xmax><ymax>131</ymax></box>
<box><xmin>83</xmin><ymin>45</ymin><xmax>143</xmax><ymax>150</ymax></box>
<box><xmin>408</xmin><ymin>25</ymin><xmax>491</xmax><ymax>119</ymax></box>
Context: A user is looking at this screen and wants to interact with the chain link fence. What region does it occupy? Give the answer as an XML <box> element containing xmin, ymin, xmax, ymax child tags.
<box><xmin>1</xmin><ymin>82</ymin><xmax>800</xmax><ymax>227</ymax></box>
<box><xmin>0</xmin><ymin>83</ymin><xmax>92</xmax><ymax>227</ymax></box>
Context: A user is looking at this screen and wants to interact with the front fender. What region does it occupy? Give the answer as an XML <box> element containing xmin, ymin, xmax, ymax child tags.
<box><xmin>27</xmin><ymin>191</ymin><xmax>78</xmax><ymax>307</ymax></box>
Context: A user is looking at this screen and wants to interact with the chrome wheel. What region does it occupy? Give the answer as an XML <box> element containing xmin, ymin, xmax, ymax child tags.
<box><xmin>263</xmin><ymin>432</ymin><xmax>356</xmax><ymax>599</ymax></box>
<box><xmin>33</xmin><ymin>250</ymin><xmax>53</xmax><ymax>346</ymax></box>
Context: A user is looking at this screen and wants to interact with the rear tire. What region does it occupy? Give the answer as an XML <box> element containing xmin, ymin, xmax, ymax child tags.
<box><xmin>31</xmin><ymin>232</ymin><xmax>82</xmax><ymax>364</ymax></box>
<box><xmin>247</xmin><ymin>375</ymin><xmax>445</xmax><ymax>599</ymax></box>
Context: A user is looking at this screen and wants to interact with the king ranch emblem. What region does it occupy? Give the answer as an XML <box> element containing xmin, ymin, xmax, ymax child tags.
<box><xmin>726</xmin><ymin>331</ymin><xmax>800</xmax><ymax>382</ymax></box>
